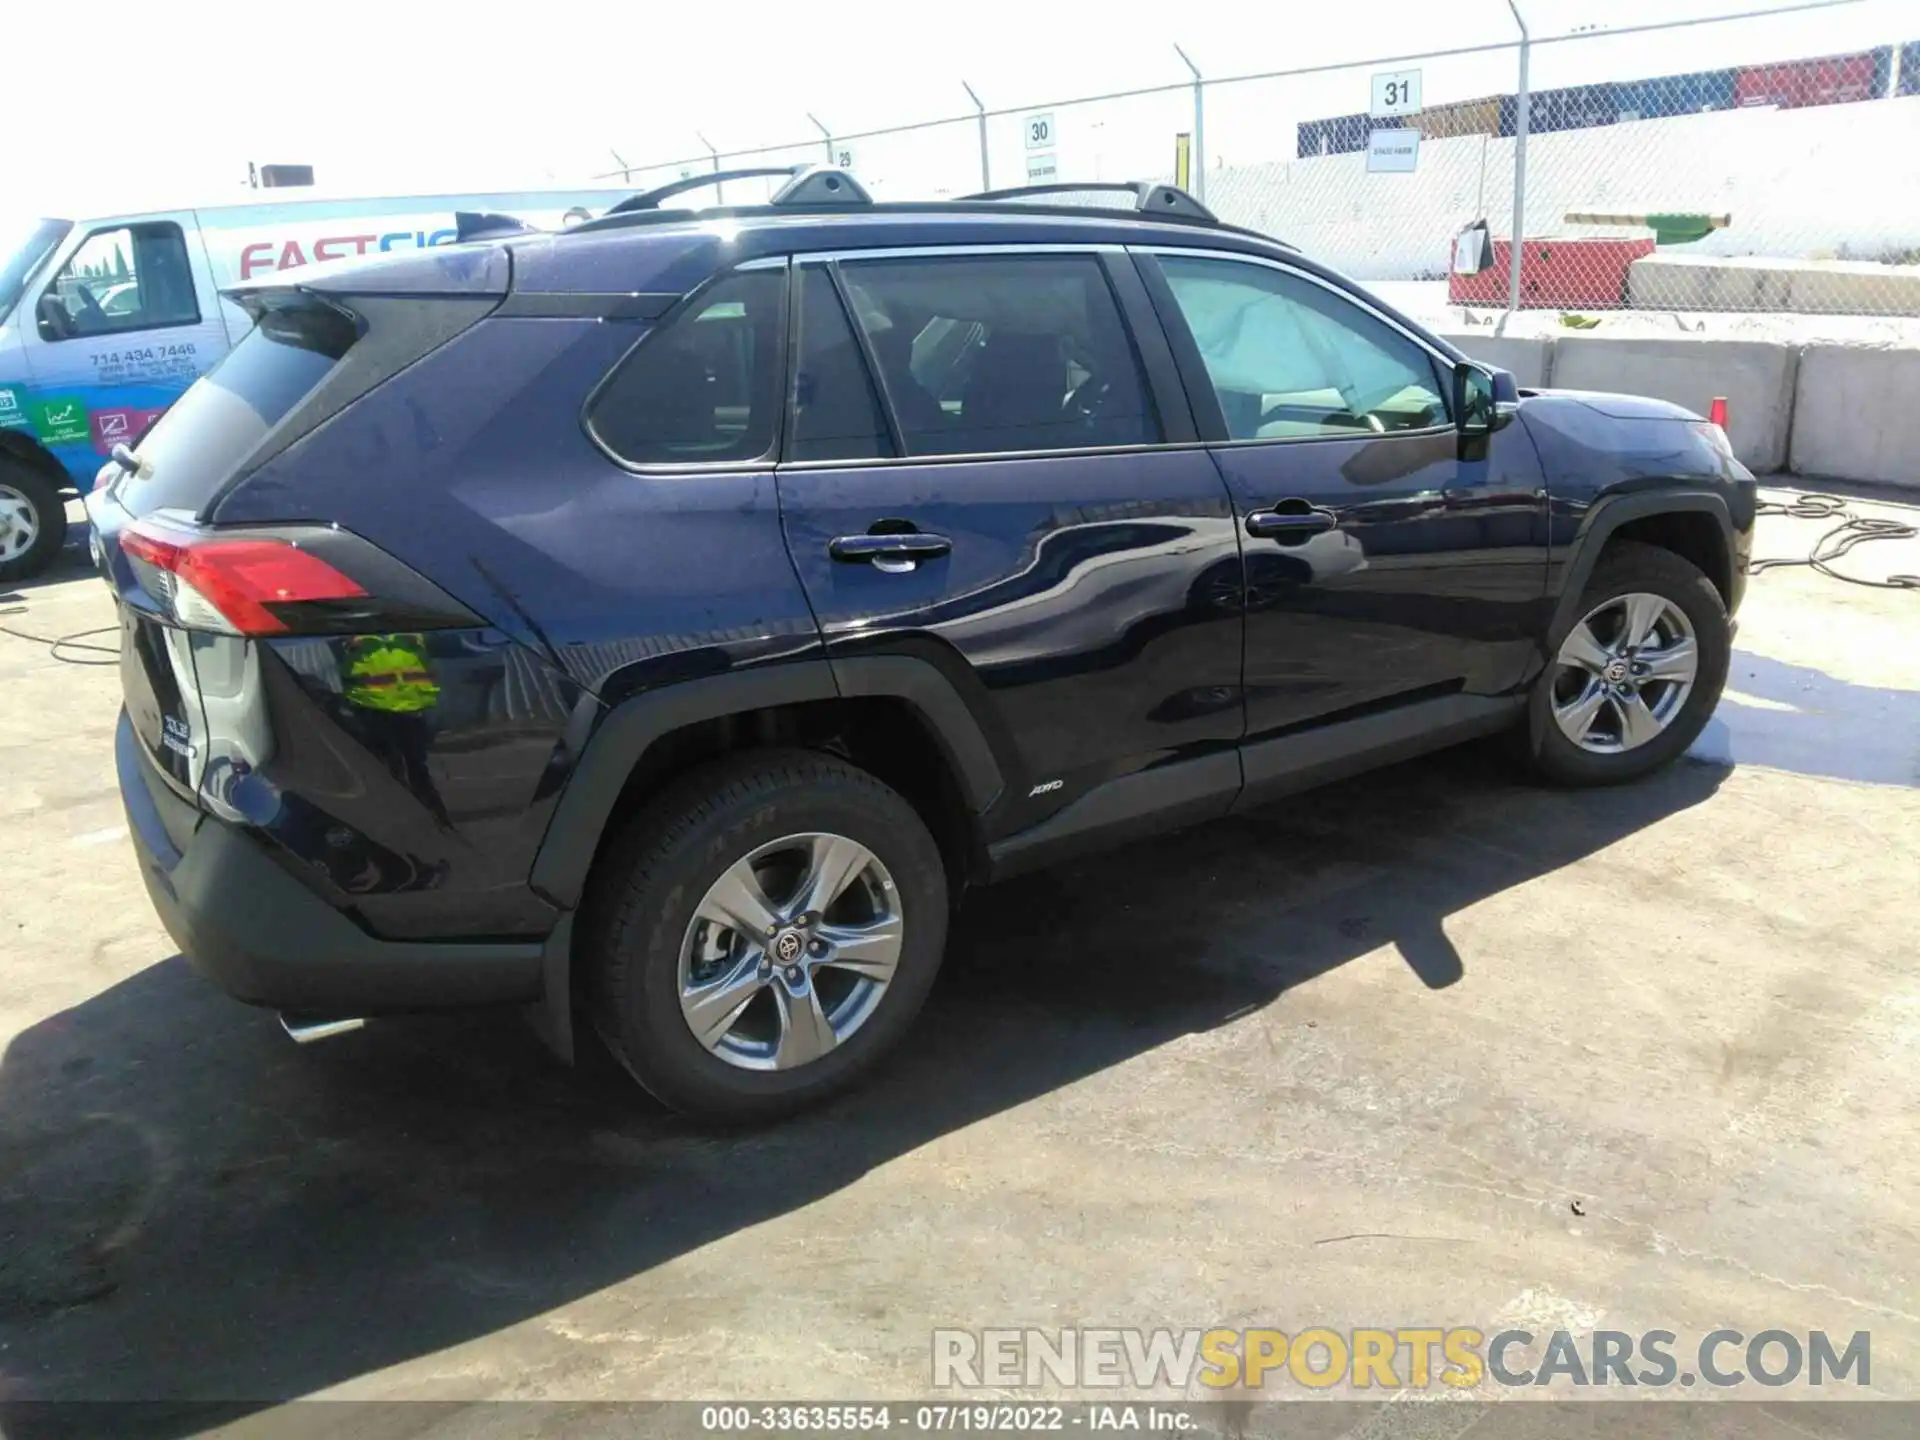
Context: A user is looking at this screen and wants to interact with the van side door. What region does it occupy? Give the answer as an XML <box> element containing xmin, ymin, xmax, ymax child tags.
<box><xmin>18</xmin><ymin>211</ymin><xmax>232</xmax><ymax>487</ymax></box>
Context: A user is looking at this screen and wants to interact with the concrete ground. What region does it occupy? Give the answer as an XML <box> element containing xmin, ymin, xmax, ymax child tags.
<box><xmin>2</xmin><ymin>489</ymin><xmax>1917</xmax><ymax>1430</ymax></box>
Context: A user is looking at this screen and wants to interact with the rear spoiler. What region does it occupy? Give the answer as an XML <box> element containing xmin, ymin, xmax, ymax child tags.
<box><xmin>454</xmin><ymin>210</ymin><xmax>539</xmax><ymax>242</ymax></box>
<box><xmin>219</xmin><ymin>283</ymin><xmax>348</xmax><ymax>326</ymax></box>
<box><xmin>222</xmin><ymin>243</ymin><xmax>513</xmax><ymax>306</ymax></box>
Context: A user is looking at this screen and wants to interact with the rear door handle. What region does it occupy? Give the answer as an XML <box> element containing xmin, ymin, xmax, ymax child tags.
<box><xmin>828</xmin><ymin>532</ymin><xmax>953</xmax><ymax>573</ymax></box>
<box><xmin>1245</xmin><ymin>507</ymin><xmax>1336</xmax><ymax>540</ymax></box>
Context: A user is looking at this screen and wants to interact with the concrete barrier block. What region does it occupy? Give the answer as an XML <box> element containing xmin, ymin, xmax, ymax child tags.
<box><xmin>1547</xmin><ymin>335</ymin><xmax>1798</xmax><ymax>472</ymax></box>
<box><xmin>1436</xmin><ymin>333</ymin><xmax>1554</xmax><ymax>388</ymax></box>
<box><xmin>1789</xmin><ymin>345</ymin><xmax>1920</xmax><ymax>488</ymax></box>
<box><xmin>1629</xmin><ymin>254</ymin><xmax>1920</xmax><ymax>317</ymax></box>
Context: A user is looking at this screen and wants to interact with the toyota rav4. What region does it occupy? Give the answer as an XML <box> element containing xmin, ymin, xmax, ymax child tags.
<box><xmin>91</xmin><ymin>171</ymin><xmax>1754</xmax><ymax>1122</ymax></box>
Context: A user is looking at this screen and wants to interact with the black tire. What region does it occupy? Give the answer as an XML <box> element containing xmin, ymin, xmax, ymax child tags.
<box><xmin>0</xmin><ymin>459</ymin><xmax>69</xmax><ymax>583</ymax></box>
<box><xmin>581</xmin><ymin>748</ymin><xmax>949</xmax><ymax>1123</ymax></box>
<box><xmin>1521</xmin><ymin>540</ymin><xmax>1731</xmax><ymax>787</ymax></box>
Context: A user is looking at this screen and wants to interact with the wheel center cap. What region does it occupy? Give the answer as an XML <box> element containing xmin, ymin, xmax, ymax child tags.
<box><xmin>1603</xmin><ymin>659</ymin><xmax>1630</xmax><ymax>685</ymax></box>
<box><xmin>771</xmin><ymin>929</ymin><xmax>805</xmax><ymax>964</ymax></box>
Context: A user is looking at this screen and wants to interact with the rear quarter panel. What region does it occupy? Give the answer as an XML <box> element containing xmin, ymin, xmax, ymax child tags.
<box><xmin>211</xmin><ymin>314</ymin><xmax>827</xmax><ymax>929</ymax></box>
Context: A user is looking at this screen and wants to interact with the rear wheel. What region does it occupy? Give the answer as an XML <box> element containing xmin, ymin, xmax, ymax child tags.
<box><xmin>582</xmin><ymin>749</ymin><xmax>948</xmax><ymax>1123</ymax></box>
<box><xmin>0</xmin><ymin>460</ymin><xmax>69</xmax><ymax>582</ymax></box>
<box><xmin>1522</xmin><ymin>541</ymin><xmax>1730</xmax><ymax>786</ymax></box>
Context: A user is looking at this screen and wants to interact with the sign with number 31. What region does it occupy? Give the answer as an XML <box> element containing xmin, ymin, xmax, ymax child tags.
<box><xmin>1371</xmin><ymin>70</ymin><xmax>1422</xmax><ymax>118</ymax></box>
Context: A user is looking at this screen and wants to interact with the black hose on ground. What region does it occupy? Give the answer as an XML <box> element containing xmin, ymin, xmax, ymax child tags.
<box><xmin>1751</xmin><ymin>492</ymin><xmax>1918</xmax><ymax>591</ymax></box>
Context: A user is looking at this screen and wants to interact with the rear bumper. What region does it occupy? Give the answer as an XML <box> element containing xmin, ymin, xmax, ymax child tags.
<box><xmin>117</xmin><ymin>709</ymin><xmax>550</xmax><ymax>1014</ymax></box>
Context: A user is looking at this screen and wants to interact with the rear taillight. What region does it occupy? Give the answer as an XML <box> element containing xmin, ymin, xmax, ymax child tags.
<box><xmin>121</xmin><ymin>520</ymin><xmax>367</xmax><ymax>635</ymax></box>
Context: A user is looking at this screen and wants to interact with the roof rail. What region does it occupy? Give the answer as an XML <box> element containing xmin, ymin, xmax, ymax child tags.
<box><xmin>961</xmin><ymin>181</ymin><xmax>1216</xmax><ymax>222</ymax></box>
<box><xmin>606</xmin><ymin>165</ymin><xmax>873</xmax><ymax>216</ymax></box>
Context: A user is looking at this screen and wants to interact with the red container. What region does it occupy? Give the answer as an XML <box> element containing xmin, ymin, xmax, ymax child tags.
<box><xmin>1448</xmin><ymin>235</ymin><xmax>1657</xmax><ymax>309</ymax></box>
<box><xmin>1735</xmin><ymin>52</ymin><xmax>1880</xmax><ymax>108</ymax></box>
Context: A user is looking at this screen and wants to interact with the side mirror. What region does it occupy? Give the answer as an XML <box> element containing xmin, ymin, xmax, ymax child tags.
<box><xmin>1453</xmin><ymin>361</ymin><xmax>1505</xmax><ymax>461</ymax></box>
<box><xmin>1454</xmin><ymin>361</ymin><xmax>1496</xmax><ymax>432</ymax></box>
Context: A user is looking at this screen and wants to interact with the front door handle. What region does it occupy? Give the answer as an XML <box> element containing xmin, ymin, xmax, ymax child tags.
<box><xmin>828</xmin><ymin>531</ymin><xmax>953</xmax><ymax>573</ymax></box>
<box><xmin>1245</xmin><ymin>506</ymin><xmax>1336</xmax><ymax>540</ymax></box>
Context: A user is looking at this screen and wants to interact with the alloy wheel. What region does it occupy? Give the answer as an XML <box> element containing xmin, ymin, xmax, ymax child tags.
<box><xmin>677</xmin><ymin>831</ymin><xmax>903</xmax><ymax>1072</ymax></box>
<box><xmin>0</xmin><ymin>484</ymin><xmax>39</xmax><ymax>562</ymax></box>
<box><xmin>1551</xmin><ymin>591</ymin><xmax>1699</xmax><ymax>754</ymax></box>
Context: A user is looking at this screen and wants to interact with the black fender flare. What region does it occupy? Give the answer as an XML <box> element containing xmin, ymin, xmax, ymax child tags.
<box><xmin>0</xmin><ymin>428</ymin><xmax>74</xmax><ymax>488</ymax></box>
<box><xmin>1527</xmin><ymin>487</ymin><xmax>1734</xmax><ymax>759</ymax></box>
<box><xmin>523</xmin><ymin>655</ymin><xmax>1003</xmax><ymax>1063</ymax></box>
<box><xmin>1547</xmin><ymin>487</ymin><xmax>1734</xmax><ymax>645</ymax></box>
<box><xmin>528</xmin><ymin>655</ymin><xmax>1004</xmax><ymax>913</ymax></box>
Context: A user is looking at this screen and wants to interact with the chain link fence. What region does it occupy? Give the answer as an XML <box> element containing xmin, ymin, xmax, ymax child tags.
<box><xmin>594</xmin><ymin>0</ymin><xmax>1920</xmax><ymax>325</ymax></box>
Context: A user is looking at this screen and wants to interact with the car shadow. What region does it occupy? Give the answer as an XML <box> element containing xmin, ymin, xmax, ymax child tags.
<box><xmin>0</xmin><ymin>742</ymin><xmax>1727</xmax><ymax>1425</ymax></box>
<box><xmin>1693</xmin><ymin>649</ymin><xmax>1920</xmax><ymax>788</ymax></box>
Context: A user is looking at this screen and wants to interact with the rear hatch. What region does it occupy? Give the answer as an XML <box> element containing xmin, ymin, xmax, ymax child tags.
<box><xmin>90</xmin><ymin>245</ymin><xmax>506</xmax><ymax>810</ymax></box>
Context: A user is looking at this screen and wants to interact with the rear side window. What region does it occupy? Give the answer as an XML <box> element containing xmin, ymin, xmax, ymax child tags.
<box><xmin>837</xmin><ymin>254</ymin><xmax>1159</xmax><ymax>457</ymax></box>
<box><xmin>791</xmin><ymin>267</ymin><xmax>891</xmax><ymax>462</ymax></box>
<box><xmin>589</xmin><ymin>270</ymin><xmax>785</xmax><ymax>466</ymax></box>
<box><xmin>36</xmin><ymin>222</ymin><xmax>200</xmax><ymax>341</ymax></box>
<box><xmin>123</xmin><ymin>294</ymin><xmax>494</xmax><ymax>518</ymax></box>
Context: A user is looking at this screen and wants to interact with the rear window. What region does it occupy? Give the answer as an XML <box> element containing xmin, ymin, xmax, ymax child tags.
<box><xmin>121</xmin><ymin>293</ymin><xmax>494</xmax><ymax>517</ymax></box>
<box><xmin>586</xmin><ymin>269</ymin><xmax>786</xmax><ymax>466</ymax></box>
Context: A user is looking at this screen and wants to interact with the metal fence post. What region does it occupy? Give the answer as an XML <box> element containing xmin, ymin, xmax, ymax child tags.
<box><xmin>1505</xmin><ymin>0</ymin><xmax>1532</xmax><ymax>317</ymax></box>
<box><xmin>962</xmin><ymin>82</ymin><xmax>991</xmax><ymax>191</ymax></box>
<box><xmin>1175</xmin><ymin>44</ymin><xmax>1205</xmax><ymax>200</ymax></box>
<box><xmin>807</xmin><ymin>113</ymin><xmax>835</xmax><ymax>166</ymax></box>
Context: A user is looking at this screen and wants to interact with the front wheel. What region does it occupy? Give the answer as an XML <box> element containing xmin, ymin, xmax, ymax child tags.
<box><xmin>0</xmin><ymin>461</ymin><xmax>69</xmax><ymax>582</ymax></box>
<box><xmin>1521</xmin><ymin>540</ymin><xmax>1731</xmax><ymax>787</ymax></box>
<box><xmin>581</xmin><ymin>749</ymin><xmax>949</xmax><ymax>1123</ymax></box>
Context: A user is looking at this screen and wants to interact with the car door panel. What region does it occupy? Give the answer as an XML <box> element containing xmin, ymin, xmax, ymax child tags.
<box><xmin>782</xmin><ymin>451</ymin><xmax>1246</xmax><ymax>837</ymax></box>
<box><xmin>773</xmin><ymin>250</ymin><xmax>1247</xmax><ymax>841</ymax></box>
<box><xmin>1212</xmin><ymin>429</ymin><xmax>1546</xmax><ymax>732</ymax></box>
<box><xmin>1140</xmin><ymin>249</ymin><xmax>1547</xmax><ymax>742</ymax></box>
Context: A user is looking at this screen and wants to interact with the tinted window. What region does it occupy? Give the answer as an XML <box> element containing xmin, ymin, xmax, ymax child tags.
<box><xmin>839</xmin><ymin>254</ymin><xmax>1158</xmax><ymax>457</ymax></box>
<box><xmin>1158</xmin><ymin>255</ymin><xmax>1448</xmax><ymax>440</ymax></box>
<box><xmin>590</xmin><ymin>269</ymin><xmax>784</xmax><ymax>465</ymax></box>
<box><xmin>119</xmin><ymin>294</ymin><xmax>495</xmax><ymax>519</ymax></box>
<box><xmin>791</xmin><ymin>267</ymin><xmax>890</xmax><ymax>462</ymax></box>
<box><xmin>123</xmin><ymin>301</ymin><xmax>357</xmax><ymax>515</ymax></box>
<box><xmin>36</xmin><ymin>222</ymin><xmax>200</xmax><ymax>341</ymax></box>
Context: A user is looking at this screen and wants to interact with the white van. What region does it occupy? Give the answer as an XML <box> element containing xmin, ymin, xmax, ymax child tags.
<box><xmin>0</xmin><ymin>187</ymin><xmax>627</xmax><ymax>578</ymax></box>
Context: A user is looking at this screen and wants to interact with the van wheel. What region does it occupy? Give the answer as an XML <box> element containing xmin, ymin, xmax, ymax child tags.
<box><xmin>0</xmin><ymin>460</ymin><xmax>69</xmax><ymax>582</ymax></box>
<box><xmin>1521</xmin><ymin>541</ymin><xmax>1730</xmax><ymax>787</ymax></box>
<box><xmin>581</xmin><ymin>749</ymin><xmax>948</xmax><ymax>1123</ymax></box>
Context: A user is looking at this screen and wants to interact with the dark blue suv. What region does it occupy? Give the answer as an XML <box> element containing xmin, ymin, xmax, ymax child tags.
<box><xmin>91</xmin><ymin>170</ymin><xmax>1754</xmax><ymax>1121</ymax></box>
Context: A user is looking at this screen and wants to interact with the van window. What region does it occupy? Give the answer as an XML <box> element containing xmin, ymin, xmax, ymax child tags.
<box><xmin>36</xmin><ymin>222</ymin><xmax>200</xmax><ymax>342</ymax></box>
<box><xmin>588</xmin><ymin>270</ymin><xmax>785</xmax><ymax>466</ymax></box>
<box><xmin>838</xmin><ymin>254</ymin><xmax>1159</xmax><ymax>457</ymax></box>
<box><xmin>1</xmin><ymin>217</ymin><xmax>71</xmax><ymax>326</ymax></box>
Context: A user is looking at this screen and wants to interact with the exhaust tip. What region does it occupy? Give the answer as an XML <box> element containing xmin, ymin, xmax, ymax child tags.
<box><xmin>279</xmin><ymin>1013</ymin><xmax>367</xmax><ymax>1045</ymax></box>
